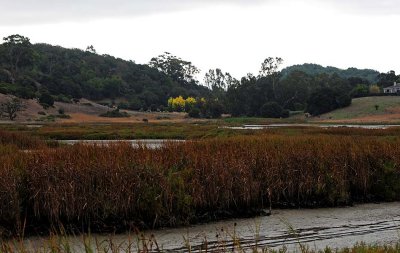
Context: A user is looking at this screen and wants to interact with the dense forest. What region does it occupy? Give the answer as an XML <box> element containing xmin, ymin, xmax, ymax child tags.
<box><xmin>0</xmin><ymin>34</ymin><xmax>399</xmax><ymax>118</ymax></box>
<box><xmin>281</xmin><ymin>64</ymin><xmax>380</xmax><ymax>84</ymax></box>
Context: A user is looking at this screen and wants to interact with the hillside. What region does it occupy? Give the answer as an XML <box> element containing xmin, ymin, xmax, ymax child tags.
<box><xmin>0</xmin><ymin>93</ymin><xmax>189</xmax><ymax>123</ymax></box>
<box><xmin>0</xmin><ymin>35</ymin><xmax>211</xmax><ymax>112</ymax></box>
<box><xmin>316</xmin><ymin>96</ymin><xmax>400</xmax><ymax>123</ymax></box>
<box><xmin>281</xmin><ymin>63</ymin><xmax>379</xmax><ymax>83</ymax></box>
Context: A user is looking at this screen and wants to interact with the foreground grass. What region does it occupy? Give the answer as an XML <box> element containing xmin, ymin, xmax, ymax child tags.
<box><xmin>1</xmin><ymin>234</ymin><xmax>399</xmax><ymax>253</ymax></box>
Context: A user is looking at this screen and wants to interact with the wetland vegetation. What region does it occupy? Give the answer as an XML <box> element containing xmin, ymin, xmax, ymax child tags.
<box><xmin>1</xmin><ymin>126</ymin><xmax>400</xmax><ymax>238</ymax></box>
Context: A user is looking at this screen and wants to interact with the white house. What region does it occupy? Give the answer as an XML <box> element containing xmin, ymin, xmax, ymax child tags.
<box><xmin>383</xmin><ymin>82</ymin><xmax>400</xmax><ymax>94</ymax></box>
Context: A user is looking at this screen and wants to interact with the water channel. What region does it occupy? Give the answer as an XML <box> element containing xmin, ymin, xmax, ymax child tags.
<box><xmin>25</xmin><ymin>202</ymin><xmax>400</xmax><ymax>252</ymax></box>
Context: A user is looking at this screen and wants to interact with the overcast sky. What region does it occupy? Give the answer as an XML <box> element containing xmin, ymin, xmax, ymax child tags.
<box><xmin>1</xmin><ymin>0</ymin><xmax>399</xmax><ymax>79</ymax></box>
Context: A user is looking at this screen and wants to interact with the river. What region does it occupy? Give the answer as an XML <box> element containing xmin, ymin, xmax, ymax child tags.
<box><xmin>24</xmin><ymin>202</ymin><xmax>400</xmax><ymax>252</ymax></box>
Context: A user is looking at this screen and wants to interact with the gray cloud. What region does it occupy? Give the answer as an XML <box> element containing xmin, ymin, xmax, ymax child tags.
<box><xmin>0</xmin><ymin>0</ymin><xmax>263</xmax><ymax>25</ymax></box>
<box><xmin>1</xmin><ymin>0</ymin><xmax>399</xmax><ymax>26</ymax></box>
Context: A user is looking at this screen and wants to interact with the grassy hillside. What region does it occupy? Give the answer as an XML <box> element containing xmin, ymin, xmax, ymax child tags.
<box><xmin>317</xmin><ymin>96</ymin><xmax>400</xmax><ymax>123</ymax></box>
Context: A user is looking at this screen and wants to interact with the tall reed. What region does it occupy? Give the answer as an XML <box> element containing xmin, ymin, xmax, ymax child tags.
<box><xmin>0</xmin><ymin>130</ymin><xmax>400</xmax><ymax>236</ymax></box>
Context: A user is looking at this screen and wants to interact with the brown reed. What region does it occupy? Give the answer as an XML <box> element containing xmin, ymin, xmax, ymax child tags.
<box><xmin>0</xmin><ymin>129</ymin><xmax>400</xmax><ymax>236</ymax></box>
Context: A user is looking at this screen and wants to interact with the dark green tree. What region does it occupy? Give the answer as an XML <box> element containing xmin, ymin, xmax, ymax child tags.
<box><xmin>0</xmin><ymin>35</ymin><xmax>34</xmax><ymax>84</ymax></box>
<box><xmin>39</xmin><ymin>92</ymin><xmax>54</xmax><ymax>107</ymax></box>
<box><xmin>259</xmin><ymin>57</ymin><xmax>283</xmax><ymax>100</ymax></box>
<box><xmin>149</xmin><ymin>52</ymin><xmax>199</xmax><ymax>83</ymax></box>
<box><xmin>306</xmin><ymin>87</ymin><xmax>351</xmax><ymax>116</ymax></box>
<box><xmin>260</xmin><ymin>102</ymin><xmax>288</xmax><ymax>118</ymax></box>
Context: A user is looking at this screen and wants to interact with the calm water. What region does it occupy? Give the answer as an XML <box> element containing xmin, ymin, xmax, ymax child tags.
<box><xmin>59</xmin><ymin>139</ymin><xmax>185</xmax><ymax>149</ymax></box>
<box><xmin>25</xmin><ymin>202</ymin><xmax>400</xmax><ymax>252</ymax></box>
<box><xmin>224</xmin><ymin>124</ymin><xmax>400</xmax><ymax>130</ymax></box>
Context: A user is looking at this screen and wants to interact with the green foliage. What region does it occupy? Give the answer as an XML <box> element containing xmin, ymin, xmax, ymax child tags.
<box><xmin>39</xmin><ymin>92</ymin><xmax>54</xmax><ymax>107</ymax></box>
<box><xmin>99</xmin><ymin>109</ymin><xmax>130</xmax><ymax>118</ymax></box>
<box><xmin>260</xmin><ymin>102</ymin><xmax>288</xmax><ymax>118</ymax></box>
<box><xmin>0</xmin><ymin>36</ymin><xmax>210</xmax><ymax>110</ymax></box>
<box><xmin>281</xmin><ymin>63</ymin><xmax>380</xmax><ymax>83</ymax></box>
<box><xmin>351</xmin><ymin>84</ymin><xmax>369</xmax><ymax>97</ymax></box>
<box><xmin>188</xmin><ymin>107</ymin><xmax>200</xmax><ymax>118</ymax></box>
<box><xmin>0</xmin><ymin>34</ymin><xmax>34</xmax><ymax>84</ymax></box>
<box><xmin>149</xmin><ymin>52</ymin><xmax>200</xmax><ymax>83</ymax></box>
<box><xmin>306</xmin><ymin>87</ymin><xmax>351</xmax><ymax>116</ymax></box>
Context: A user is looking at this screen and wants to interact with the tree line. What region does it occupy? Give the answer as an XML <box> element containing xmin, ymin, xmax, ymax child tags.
<box><xmin>0</xmin><ymin>34</ymin><xmax>399</xmax><ymax>119</ymax></box>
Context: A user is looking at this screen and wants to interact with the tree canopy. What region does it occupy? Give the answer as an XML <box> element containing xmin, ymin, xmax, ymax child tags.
<box><xmin>0</xmin><ymin>34</ymin><xmax>397</xmax><ymax>118</ymax></box>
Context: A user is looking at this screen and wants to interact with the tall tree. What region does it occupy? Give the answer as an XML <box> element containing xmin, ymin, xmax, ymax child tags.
<box><xmin>204</xmin><ymin>69</ymin><xmax>238</xmax><ymax>91</ymax></box>
<box><xmin>259</xmin><ymin>57</ymin><xmax>283</xmax><ymax>100</ymax></box>
<box><xmin>0</xmin><ymin>34</ymin><xmax>34</xmax><ymax>84</ymax></box>
<box><xmin>377</xmin><ymin>71</ymin><xmax>397</xmax><ymax>87</ymax></box>
<box><xmin>149</xmin><ymin>52</ymin><xmax>199</xmax><ymax>83</ymax></box>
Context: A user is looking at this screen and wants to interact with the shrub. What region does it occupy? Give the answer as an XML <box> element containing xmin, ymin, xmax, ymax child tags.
<box><xmin>188</xmin><ymin>107</ymin><xmax>200</xmax><ymax>118</ymax></box>
<box><xmin>39</xmin><ymin>92</ymin><xmax>54</xmax><ymax>107</ymax></box>
<box><xmin>260</xmin><ymin>102</ymin><xmax>287</xmax><ymax>118</ymax></box>
<box><xmin>100</xmin><ymin>109</ymin><xmax>130</xmax><ymax>118</ymax></box>
<box><xmin>58</xmin><ymin>108</ymin><xmax>65</xmax><ymax>115</ymax></box>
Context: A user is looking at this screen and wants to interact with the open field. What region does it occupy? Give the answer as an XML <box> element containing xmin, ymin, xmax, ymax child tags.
<box><xmin>1</xmin><ymin>128</ymin><xmax>400</xmax><ymax>237</ymax></box>
<box><xmin>317</xmin><ymin>96</ymin><xmax>400</xmax><ymax>123</ymax></box>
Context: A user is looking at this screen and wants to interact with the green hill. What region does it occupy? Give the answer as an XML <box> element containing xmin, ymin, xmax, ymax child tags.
<box><xmin>318</xmin><ymin>96</ymin><xmax>400</xmax><ymax>122</ymax></box>
<box><xmin>281</xmin><ymin>63</ymin><xmax>379</xmax><ymax>84</ymax></box>
<box><xmin>0</xmin><ymin>35</ymin><xmax>210</xmax><ymax>111</ymax></box>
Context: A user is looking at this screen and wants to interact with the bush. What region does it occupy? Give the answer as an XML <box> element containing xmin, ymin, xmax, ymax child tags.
<box><xmin>188</xmin><ymin>107</ymin><xmax>200</xmax><ymax>118</ymax></box>
<box><xmin>260</xmin><ymin>102</ymin><xmax>287</xmax><ymax>118</ymax></box>
<box><xmin>39</xmin><ymin>93</ymin><xmax>54</xmax><ymax>107</ymax></box>
<box><xmin>204</xmin><ymin>99</ymin><xmax>224</xmax><ymax>118</ymax></box>
<box><xmin>100</xmin><ymin>109</ymin><xmax>130</xmax><ymax>118</ymax></box>
<box><xmin>58</xmin><ymin>108</ymin><xmax>65</xmax><ymax>115</ymax></box>
<box><xmin>117</xmin><ymin>102</ymin><xmax>129</xmax><ymax>110</ymax></box>
<box><xmin>55</xmin><ymin>94</ymin><xmax>72</xmax><ymax>103</ymax></box>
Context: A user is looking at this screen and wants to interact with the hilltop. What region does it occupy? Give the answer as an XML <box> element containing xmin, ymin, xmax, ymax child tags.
<box><xmin>281</xmin><ymin>63</ymin><xmax>379</xmax><ymax>84</ymax></box>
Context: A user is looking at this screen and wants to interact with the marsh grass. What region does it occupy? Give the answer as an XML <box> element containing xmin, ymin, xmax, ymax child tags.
<box><xmin>1</xmin><ymin>128</ymin><xmax>400</xmax><ymax>237</ymax></box>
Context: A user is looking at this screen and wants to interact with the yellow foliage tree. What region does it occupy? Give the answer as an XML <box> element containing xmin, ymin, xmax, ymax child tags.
<box><xmin>369</xmin><ymin>85</ymin><xmax>381</xmax><ymax>94</ymax></box>
<box><xmin>168</xmin><ymin>96</ymin><xmax>186</xmax><ymax>112</ymax></box>
<box><xmin>185</xmin><ymin>97</ymin><xmax>197</xmax><ymax>111</ymax></box>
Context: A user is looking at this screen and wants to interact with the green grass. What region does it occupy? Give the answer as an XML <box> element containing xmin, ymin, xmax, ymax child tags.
<box><xmin>321</xmin><ymin>96</ymin><xmax>400</xmax><ymax>120</ymax></box>
<box><xmin>223</xmin><ymin>115</ymin><xmax>306</xmax><ymax>125</ymax></box>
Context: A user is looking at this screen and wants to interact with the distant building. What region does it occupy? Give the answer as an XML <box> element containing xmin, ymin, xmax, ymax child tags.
<box><xmin>383</xmin><ymin>82</ymin><xmax>400</xmax><ymax>94</ymax></box>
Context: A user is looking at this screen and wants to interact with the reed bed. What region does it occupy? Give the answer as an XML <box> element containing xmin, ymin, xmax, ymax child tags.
<box><xmin>0</xmin><ymin>130</ymin><xmax>400</xmax><ymax>236</ymax></box>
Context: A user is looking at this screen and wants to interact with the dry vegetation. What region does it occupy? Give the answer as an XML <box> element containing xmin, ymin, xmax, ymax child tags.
<box><xmin>0</xmin><ymin>128</ymin><xmax>400</xmax><ymax>237</ymax></box>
